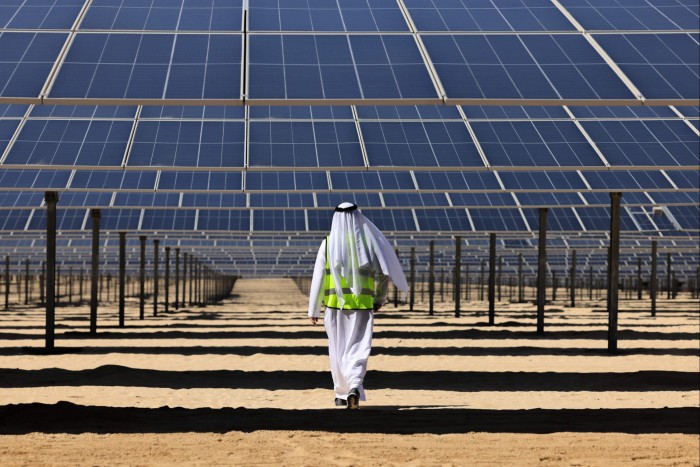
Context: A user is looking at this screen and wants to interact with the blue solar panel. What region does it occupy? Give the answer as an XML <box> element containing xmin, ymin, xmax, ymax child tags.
<box><xmin>248</xmin><ymin>121</ymin><xmax>363</xmax><ymax>168</ymax></box>
<box><xmin>675</xmin><ymin>106</ymin><xmax>700</xmax><ymax>117</ymax></box>
<box><xmin>30</xmin><ymin>208</ymin><xmax>86</xmax><ymax>231</ymax></box>
<box><xmin>404</xmin><ymin>0</ymin><xmax>574</xmax><ymax>32</ymax></box>
<box><xmin>100</xmin><ymin>208</ymin><xmax>142</xmax><ymax>230</ymax></box>
<box><xmin>0</xmin><ymin>169</ymin><xmax>71</xmax><ymax>189</ymax></box>
<box><xmin>468</xmin><ymin>208</ymin><xmax>528</xmax><ymax>231</ymax></box>
<box><xmin>70</xmin><ymin>170</ymin><xmax>157</xmax><ymax>190</ymax></box>
<box><xmin>497</xmin><ymin>171</ymin><xmax>587</xmax><ymax>190</ymax></box>
<box><xmin>139</xmin><ymin>106</ymin><xmax>246</xmax><ymax>119</ymax></box>
<box><xmin>0</xmin><ymin>191</ymin><xmax>43</xmax><ymax>208</ymax></box>
<box><xmin>248</xmin><ymin>35</ymin><xmax>438</xmax><ymax>101</ymax></box>
<box><xmin>5</xmin><ymin>119</ymin><xmax>132</xmax><ymax>166</ymax></box>
<box><xmin>559</xmin><ymin>0</ymin><xmax>700</xmax><ymax>31</ymax></box>
<box><xmin>515</xmin><ymin>192</ymin><xmax>584</xmax><ymax>206</ymax></box>
<box><xmin>362</xmin><ymin>208</ymin><xmax>416</xmax><ymax>231</ymax></box>
<box><xmin>422</xmin><ymin>34</ymin><xmax>634</xmax><ymax>101</ymax></box>
<box><xmin>361</xmin><ymin>121</ymin><xmax>482</xmax><ymax>168</ymax></box>
<box><xmin>356</xmin><ymin>105</ymin><xmax>462</xmax><ymax>120</ymax></box>
<box><xmin>0</xmin><ymin>32</ymin><xmax>67</xmax><ymax>100</ymax></box>
<box><xmin>0</xmin><ymin>104</ymin><xmax>29</xmax><ymax>118</ymax></box>
<box><xmin>449</xmin><ymin>192</ymin><xmax>516</xmax><ymax>207</ymax></box>
<box><xmin>142</xmin><ymin>209</ymin><xmax>195</xmax><ymax>230</ymax></box>
<box><xmin>50</xmin><ymin>33</ymin><xmax>242</xmax><ymax>100</ymax></box>
<box><xmin>58</xmin><ymin>191</ymin><xmax>113</xmax><ymax>207</ymax></box>
<box><xmin>306</xmin><ymin>209</ymin><xmax>331</xmax><ymax>231</ymax></box>
<box><xmin>81</xmin><ymin>0</ymin><xmax>243</xmax><ymax>31</ymax></box>
<box><xmin>128</xmin><ymin>121</ymin><xmax>245</xmax><ymax>168</ymax></box>
<box><xmin>383</xmin><ymin>192</ymin><xmax>448</xmax><ymax>207</ymax></box>
<box><xmin>665</xmin><ymin>170</ymin><xmax>700</xmax><ymax>189</ymax></box>
<box><xmin>197</xmin><ymin>210</ymin><xmax>250</xmax><ymax>231</ymax></box>
<box><xmin>652</xmin><ymin>190</ymin><xmax>700</xmax><ymax>205</ymax></box>
<box><xmin>30</xmin><ymin>105</ymin><xmax>138</xmax><ymax>119</ymax></box>
<box><xmin>580</xmin><ymin>120</ymin><xmax>699</xmax><ymax>167</ymax></box>
<box><xmin>0</xmin><ymin>119</ymin><xmax>20</xmax><ymax>154</ymax></box>
<box><xmin>595</xmin><ymin>33</ymin><xmax>700</xmax><ymax>100</ymax></box>
<box><xmin>316</xmin><ymin>193</ymin><xmax>382</xmax><ymax>209</ymax></box>
<box><xmin>523</xmin><ymin>207</ymin><xmax>583</xmax><ymax>231</ymax></box>
<box><xmin>249</xmin><ymin>106</ymin><xmax>354</xmax><ymax>120</ymax></box>
<box><xmin>249</xmin><ymin>193</ymin><xmax>314</xmax><ymax>208</ymax></box>
<box><xmin>471</xmin><ymin>121</ymin><xmax>603</xmax><ymax>167</ymax></box>
<box><xmin>158</xmin><ymin>171</ymin><xmax>242</xmax><ymax>191</ymax></box>
<box><xmin>253</xmin><ymin>209</ymin><xmax>306</xmax><ymax>231</ymax></box>
<box><xmin>245</xmin><ymin>171</ymin><xmax>327</xmax><ymax>191</ymax></box>
<box><xmin>568</xmin><ymin>105</ymin><xmax>678</xmax><ymax>119</ymax></box>
<box><xmin>182</xmin><ymin>193</ymin><xmax>246</xmax><ymax>208</ymax></box>
<box><xmin>249</xmin><ymin>0</ymin><xmax>409</xmax><ymax>32</ymax></box>
<box><xmin>668</xmin><ymin>205</ymin><xmax>700</xmax><ymax>230</ymax></box>
<box><xmin>414</xmin><ymin>171</ymin><xmax>500</xmax><ymax>190</ymax></box>
<box><xmin>329</xmin><ymin>171</ymin><xmax>416</xmax><ymax>191</ymax></box>
<box><xmin>582</xmin><ymin>170</ymin><xmax>674</xmax><ymax>190</ymax></box>
<box><xmin>576</xmin><ymin>206</ymin><xmax>638</xmax><ymax>231</ymax></box>
<box><xmin>461</xmin><ymin>105</ymin><xmax>570</xmax><ymax>119</ymax></box>
<box><xmin>113</xmin><ymin>192</ymin><xmax>180</xmax><ymax>208</ymax></box>
<box><xmin>0</xmin><ymin>209</ymin><xmax>30</xmax><ymax>230</ymax></box>
<box><xmin>0</xmin><ymin>0</ymin><xmax>83</xmax><ymax>29</ymax></box>
<box><xmin>416</xmin><ymin>208</ymin><xmax>471</xmax><ymax>231</ymax></box>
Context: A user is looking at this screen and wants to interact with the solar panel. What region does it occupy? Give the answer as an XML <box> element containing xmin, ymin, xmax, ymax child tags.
<box><xmin>247</xmin><ymin>34</ymin><xmax>439</xmax><ymax>102</ymax></box>
<box><xmin>181</xmin><ymin>193</ymin><xmax>246</xmax><ymax>208</ymax></box>
<box><xmin>448</xmin><ymin>192</ymin><xmax>515</xmax><ymax>207</ymax></box>
<box><xmin>362</xmin><ymin>208</ymin><xmax>416</xmax><ymax>231</ymax></box>
<box><xmin>668</xmin><ymin>205</ymin><xmax>700</xmax><ymax>230</ymax></box>
<box><xmin>471</xmin><ymin>120</ymin><xmax>603</xmax><ymax>167</ymax></box>
<box><xmin>413</xmin><ymin>171</ymin><xmax>500</xmax><ymax>191</ymax></box>
<box><xmin>0</xmin><ymin>32</ymin><xmax>67</xmax><ymax>101</ymax></box>
<box><xmin>245</xmin><ymin>171</ymin><xmax>327</xmax><ymax>191</ymax></box>
<box><xmin>361</xmin><ymin>121</ymin><xmax>483</xmax><ymax>168</ymax></box>
<box><xmin>382</xmin><ymin>192</ymin><xmax>448</xmax><ymax>207</ymax></box>
<box><xmin>29</xmin><ymin>105</ymin><xmax>138</xmax><ymax>119</ymax></box>
<box><xmin>404</xmin><ymin>0</ymin><xmax>575</xmax><ymax>32</ymax></box>
<box><xmin>468</xmin><ymin>208</ymin><xmax>528</xmax><ymax>231</ymax></box>
<box><xmin>141</xmin><ymin>209</ymin><xmax>195</xmax><ymax>230</ymax></box>
<box><xmin>5</xmin><ymin>119</ymin><xmax>132</xmax><ymax>167</ymax></box>
<box><xmin>416</xmin><ymin>208</ymin><xmax>472</xmax><ymax>231</ymax></box>
<box><xmin>248</xmin><ymin>0</ymin><xmax>409</xmax><ymax>32</ymax></box>
<box><xmin>0</xmin><ymin>119</ymin><xmax>20</xmax><ymax>154</ymax></box>
<box><xmin>594</xmin><ymin>33</ymin><xmax>700</xmax><ymax>100</ymax></box>
<box><xmin>558</xmin><ymin>0</ymin><xmax>699</xmax><ymax>31</ymax></box>
<box><xmin>461</xmin><ymin>105</ymin><xmax>569</xmax><ymax>119</ymax></box>
<box><xmin>329</xmin><ymin>171</ymin><xmax>416</xmax><ymax>191</ymax></box>
<box><xmin>674</xmin><ymin>106</ymin><xmax>700</xmax><ymax>117</ymax></box>
<box><xmin>113</xmin><ymin>192</ymin><xmax>180</xmax><ymax>208</ymax></box>
<box><xmin>253</xmin><ymin>209</ymin><xmax>306</xmax><ymax>231</ymax></box>
<box><xmin>249</xmin><ymin>193</ymin><xmax>314</xmax><ymax>209</ymax></box>
<box><xmin>0</xmin><ymin>191</ymin><xmax>43</xmax><ymax>208</ymax></box>
<box><xmin>356</xmin><ymin>105</ymin><xmax>462</xmax><ymax>120</ymax></box>
<box><xmin>0</xmin><ymin>209</ymin><xmax>30</xmax><ymax>230</ymax></box>
<box><xmin>522</xmin><ymin>207</ymin><xmax>583</xmax><ymax>231</ymax></box>
<box><xmin>0</xmin><ymin>169</ymin><xmax>71</xmax><ymax>190</ymax></box>
<box><xmin>497</xmin><ymin>171</ymin><xmax>587</xmax><ymax>191</ymax></box>
<box><xmin>582</xmin><ymin>170</ymin><xmax>674</xmax><ymax>191</ymax></box>
<box><xmin>197</xmin><ymin>210</ymin><xmax>250</xmax><ymax>231</ymax></box>
<box><xmin>248</xmin><ymin>121</ymin><xmax>363</xmax><ymax>168</ymax></box>
<box><xmin>70</xmin><ymin>170</ymin><xmax>158</xmax><ymax>190</ymax></box>
<box><xmin>48</xmin><ymin>33</ymin><xmax>242</xmax><ymax>101</ymax></box>
<box><xmin>651</xmin><ymin>190</ymin><xmax>700</xmax><ymax>205</ymax></box>
<box><xmin>139</xmin><ymin>106</ymin><xmax>246</xmax><ymax>119</ymax></box>
<box><xmin>567</xmin><ymin>105</ymin><xmax>678</xmax><ymax>119</ymax></box>
<box><xmin>666</xmin><ymin>170</ymin><xmax>700</xmax><ymax>189</ymax></box>
<box><xmin>80</xmin><ymin>0</ymin><xmax>244</xmax><ymax>31</ymax></box>
<box><xmin>249</xmin><ymin>106</ymin><xmax>354</xmax><ymax>120</ymax></box>
<box><xmin>422</xmin><ymin>34</ymin><xmax>634</xmax><ymax>101</ymax></box>
<box><xmin>58</xmin><ymin>191</ymin><xmax>113</xmax><ymax>207</ymax></box>
<box><xmin>0</xmin><ymin>0</ymin><xmax>83</xmax><ymax>29</ymax></box>
<box><xmin>315</xmin><ymin>192</ymin><xmax>382</xmax><ymax>208</ymax></box>
<box><xmin>0</xmin><ymin>104</ymin><xmax>29</xmax><ymax>118</ymax></box>
<box><xmin>158</xmin><ymin>171</ymin><xmax>242</xmax><ymax>191</ymax></box>
<box><xmin>580</xmin><ymin>120</ymin><xmax>700</xmax><ymax>167</ymax></box>
<box><xmin>514</xmin><ymin>192</ymin><xmax>584</xmax><ymax>207</ymax></box>
<box><xmin>128</xmin><ymin>121</ymin><xmax>245</xmax><ymax>168</ymax></box>
<box><xmin>575</xmin><ymin>206</ymin><xmax>638</xmax><ymax>231</ymax></box>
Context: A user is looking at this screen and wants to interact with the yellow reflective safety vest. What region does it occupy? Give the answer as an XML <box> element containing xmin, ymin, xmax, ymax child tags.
<box><xmin>323</xmin><ymin>238</ymin><xmax>374</xmax><ymax>310</ymax></box>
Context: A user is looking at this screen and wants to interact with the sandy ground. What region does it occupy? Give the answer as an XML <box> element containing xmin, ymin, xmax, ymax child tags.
<box><xmin>0</xmin><ymin>278</ymin><xmax>698</xmax><ymax>466</ymax></box>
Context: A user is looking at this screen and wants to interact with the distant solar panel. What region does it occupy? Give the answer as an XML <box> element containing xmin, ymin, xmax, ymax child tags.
<box><xmin>515</xmin><ymin>192</ymin><xmax>584</xmax><ymax>207</ymax></box>
<box><xmin>142</xmin><ymin>209</ymin><xmax>195</xmax><ymax>230</ymax></box>
<box><xmin>416</xmin><ymin>208</ymin><xmax>472</xmax><ymax>231</ymax></box>
<box><xmin>361</xmin><ymin>121</ymin><xmax>482</xmax><ymax>168</ymax></box>
<box><xmin>0</xmin><ymin>191</ymin><xmax>43</xmax><ymax>208</ymax></box>
<box><xmin>249</xmin><ymin>0</ymin><xmax>409</xmax><ymax>32</ymax></box>
<box><xmin>30</xmin><ymin>105</ymin><xmax>138</xmax><ymax>119</ymax></box>
<box><xmin>197</xmin><ymin>210</ymin><xmax>250</xmax><ymax>231</ymax></box>
<box><xmin>49</xmin><ymin>33</ymin><xmax>242</xmax><ymax>101</ymax></box>
<box><xmin>362</xmin><ymin>208</ymin><xmax>416</xmax><ymax>231</ymax></box>
<box><xmin>139</xmin><ymin>106</ymin><xmax>246</xmax><ymax>119</ymax></box>
<box><xmin>248</xmin><ymin>121</ymin><xmax>363</xmax><ymax>168</ymax></box>
<box><xmin>576</xmin><ymin>206</ymin><xmax>638</xmax><ymax>231</ymax></box>
<box><xmin>0</xmin><ymin>0</ymin><xmax>83</xmax><ymax>29</ymax></box>
<box><xmin>468</xmin><ymin>208</ymin><xmax>528</xmax><ymax>231</ymax></box>
<box><xmin>329</xmin><ymin>171</ymin><xmax>416</xmax><ymax>191</ymax></box>
<box><xmin>582</xmin><ymin>170</ymin><xmax>674</xmax><ymax>191</ymax></box>
<box><xmin>668</xmin><ymin>205</ymin><xmax>700</xmax><ymax>230</ymax></box>
<box><xmin>249</xmin><ymin>106</ymin><xmax>354</xmax><ymax>120</ymax></box>
<box><xmin>0</xmin><ymin>32</ymin><xmax>67</xmax><ymax>101</ymax></box>
<box><xmin>249</xmin><ymin>193</ymin><xmax>314</xmax><ymax>209</ymax></box>
<box><xmin>595</xmin><ymin>33</ymin><xmax>700</xmax><ymax>100</ymax></box>
<box><xmin>413</xmin><ymin>171</ymin><xmax>500</xmax><ymax>190</ymax></box>
<box><xmin>471</xmin><ymin>120</ymin><xmax>603</xmax><ymax>167</ymax></box>
<box><xmin>80</xmin><ymin>0</ymin><xmax>243</xmax><ymax>31</ymax></box>
<box><xmin>356</xmin><ymin>105</ymin><xmax>462</xmax><ymax>120</ymax></box>
<box><xmin>0</xmin><ymin>209</ymin><xmax>30</xmax><ymax>230</ymax></box>
<box><xmin>568</xmin><ymin>105</ymin><xmax>678</xmax><ymax>119</ymax></box>
<box><xmin>383</xmin><ymin>192</ymin><xmax>449</xmax><ymax>207</ymax></box>
<box><xmin>247</xmin><ymin>34</ymin><xmax>438</xmax><ymax>101</ymax></box>
<box><xmin>422</xmin><ymin>34</ymin><xmax>634</xmax><ymax>101</ymax></box>
<box><xmin>5</xmin><ymin>119</ymin><xmax>132</xmax><ymax>167</ymax></box>
<box><xmin>113</xmin><ymin>192</ymin><xmax>180</xmax><ymax>208</ymax></box>
<box><xmin>497</xmin><ymin>171</ymin><xmax>587</xmax><ymax>191</ymax></box>
<box><xmin>404</xmin><ymin>0</ymin><xmax>575</xmax><ymax>32</ymax></box>
<box><xmin>245</xmin><ymin>171</ymin><xmax>327</xmax><ymax>191</ymax></box>
<box><xmin>158</xmin><ymin>171</ymin><xmax>242</xmax><ymax>191</ymax></box>
<box><xmin>100</xmin><ymin>208</ymin><xmax>142</xmax><ymax>230</ymax></box>
<box><xmin>253</xmin><ymin>209</ymin><xmax>306</xmax><ymax>231</ymax></box>
<box><xmin>559</xmin><ymin>0</ymin><xmax>700</xmax><ymax>31</ymax></box>
<box><xmin>128</xmin><ymin>121</ymin><xmax>245</xmax><ymax>168</ymax></box>
<box><xmin>316</xmin><ymin>192</ymin><xmax>382</xmax><ymax>208</ymax></box>
<box><xmin>461</xmin><ymin>105</ymin><xmax>569</xmax><ymax>119</ymax></box>
<box><xmin>580</xmin><ymin>120</ymin><xmax>700</xmax><ymax>167</ymax></box>
<box><xmin>70</xmin><ymin>170</ymin><xmax>158</xmax><ymax>190</ymax></box>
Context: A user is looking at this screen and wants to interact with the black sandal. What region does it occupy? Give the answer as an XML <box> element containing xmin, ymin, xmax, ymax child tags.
<box><xmin>334</xmin><ymin>398</ymin><xmax>347</xmax><ymax>407</ymax></box>
<box><xmin>347</xmin><ymin>388</ymin><xmax>360</xmax><ymax>410</ymax></box>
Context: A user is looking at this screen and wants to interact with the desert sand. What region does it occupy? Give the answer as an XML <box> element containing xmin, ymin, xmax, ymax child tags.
<box><xmin>0</xmin><ymin>278</ymin><xmax>698</xmax><ymax>466</ymax></box>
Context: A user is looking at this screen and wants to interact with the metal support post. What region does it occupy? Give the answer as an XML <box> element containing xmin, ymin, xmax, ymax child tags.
<box><xmin>139</xmin><ymin>236</ymin><xmax>146</xmax><ymax>320</ymax></box>
<box><xmin>488</xmin><ymin>233</ymin><xmax>496</xmax><ymax>325</ymax></box>
<box><xmin>428</xmin><ymin>241</ymin><xmax>435</xmax><ymax>315</ymax></box>
<box><xmin>90</xmin><ymin>209</ymin><xmax>100</xmax><ymax>334</ymax></box>
<box><xmin>409</xmin><ymin>247</ymin><xmax>415</xmax><ymax>311</ymax></box>
<box><xmin>608</xmin><ymin>193</ymin><xmax>622</xmax><ymax>352</ymax></box>
<box><xmin>536</xmin><ymin>208</ymin><xmax>547</xmax><ymax>334</ymax></box>
<box><xmin>153</xmin><ymin>239</ymin><xmax>159</xmax><ymax>317</ymax></box>
<box><xmin>454</xmin><ymin>237</ymin><xmax>461</xmax><ymax>318</ymax></box>
<box><xmin>165</xmin><ymin>247</ymin><xmax>170</xmax><ymax>313</ymax></box>
<box><xmin>45</xmin><ymin>191</ymin><xmax>58</xmax><ymax>349</ymax></box>
<box><xmin>570</xmin><ymin>250</ymin><xmax>576</xmax><ymax>308</ymax></box>
<box><xmin>175</xmin><ymin>248</ymin><xmax>180</xmax><ymax>309</ymax></box>
<box><xmin>119</xmin><ymin>232</ymin><xmax>126</xmax><ymax>327</ymax></box>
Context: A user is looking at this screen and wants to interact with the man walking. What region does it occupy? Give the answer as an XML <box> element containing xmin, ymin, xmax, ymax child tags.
<box><xmin>308</xmin><ymin>203</ymin><xmax>408</xmax><ymax>409</ymax></box>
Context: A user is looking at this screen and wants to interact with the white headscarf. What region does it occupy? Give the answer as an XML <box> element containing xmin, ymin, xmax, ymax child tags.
<box><xmin>327</xmin><ymin>202</ymin><xmax>408</xmax><ymax>308</ymax></box>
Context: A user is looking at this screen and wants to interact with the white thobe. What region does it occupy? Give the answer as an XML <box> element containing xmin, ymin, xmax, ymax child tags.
<box><xmin>308</xmin><ymin>239</ymin><xmax>389</xmax><ymax>401</ymax></box>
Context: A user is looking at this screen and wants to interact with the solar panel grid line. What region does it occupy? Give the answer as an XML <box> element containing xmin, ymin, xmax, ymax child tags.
<box><xmin>563</xmin><ymin>105</ymin><xmax>612</xmax><ymax>167</ymax></box>
<box><xmin>120</xmin><ymin>104</ymin><xmax>141</xmax><ymax>167</ymax></box>
<box><xmin>351</xmin><ymin>105</ymin><xmax>370</xmax><ymax>168</ymax></box>
<box><xmin>457</xmin><ymin>106</ymin><xmax>491</xmax><ymax>168</ymax></box>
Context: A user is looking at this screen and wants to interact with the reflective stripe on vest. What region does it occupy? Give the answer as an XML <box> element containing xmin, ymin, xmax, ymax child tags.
<box><xmin>323</xmin><ymin>238</ymin><xmax>374</xmax><ymax>310</ymax></box>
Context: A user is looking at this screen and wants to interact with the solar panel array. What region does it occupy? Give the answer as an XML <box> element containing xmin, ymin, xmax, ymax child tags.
<box><xmin>0</xmin><ymin>0</ymin><xmax>698</xmax><ymax>276</ymax></box>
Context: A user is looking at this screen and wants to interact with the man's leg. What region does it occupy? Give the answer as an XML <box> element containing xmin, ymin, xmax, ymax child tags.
<box><xmin>324</xmin><ymin>308</ymin><xmax>349</xmax><ymax>400</ymax></box>
<box><xmin>340</xmin><ymin>310</ymin><xmax>374</xmax><ymax>402</ymax></box>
